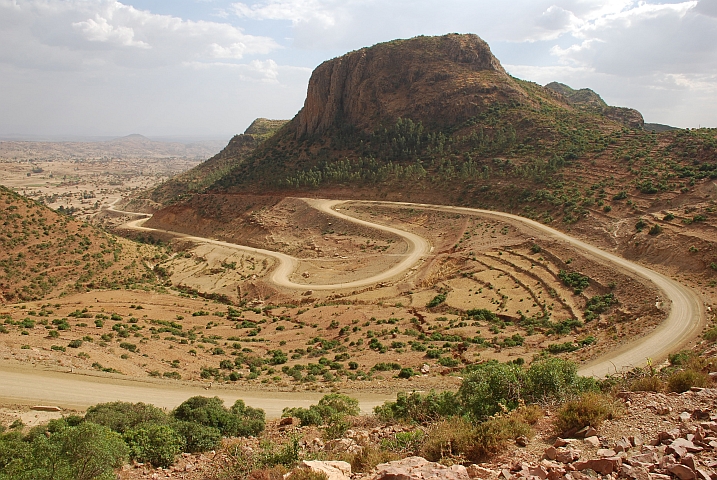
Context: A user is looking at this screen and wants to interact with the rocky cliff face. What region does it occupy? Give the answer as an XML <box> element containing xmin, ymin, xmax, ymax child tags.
<box><xmin>294</xmin><ymin>34</ymin><xmax>522</xmax><ymax>137</ymax></box>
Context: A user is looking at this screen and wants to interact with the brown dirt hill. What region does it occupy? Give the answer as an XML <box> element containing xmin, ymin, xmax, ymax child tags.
<box><xmin>0</xmin><ymin>186</ymin><xmax>162</xmax><ymax>303</ymax></box>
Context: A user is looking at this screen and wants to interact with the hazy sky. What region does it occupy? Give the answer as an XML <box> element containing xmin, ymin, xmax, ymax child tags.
<box><xmin>1</xmin><ymin>0</ymin><xmax>716</xmax><ymax>137</ymax></box>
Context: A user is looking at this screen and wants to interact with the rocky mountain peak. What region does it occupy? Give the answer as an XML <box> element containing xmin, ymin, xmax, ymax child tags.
<box><xmin>294</xmin><ymin>33</ymin><xmax>518</xmax><ymax>138</ymax></box>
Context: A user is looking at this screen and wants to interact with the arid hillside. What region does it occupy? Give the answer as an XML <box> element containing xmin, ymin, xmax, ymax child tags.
<box><xmin>0</xmin><ymin>186</ymin><xmax>162</xmax><ymax>303</ymax></box>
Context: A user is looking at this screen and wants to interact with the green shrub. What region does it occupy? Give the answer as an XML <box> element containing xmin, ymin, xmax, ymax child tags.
<box><xmin>704</xmin><ymin>326</ymin><xmax>717</xmax><ymax>342</ymax></box>
<box><xmin>347</xmin><ymin>444</ymin><xmax>400</xmax><ymax>473</ymax></box>
<box><xmin>558</xmin><ymin>270</ymin><xmax>590</xmax><ymax>295</ymax></box>
<box><xmin>469</xmin><ymin>412</ymin><xmax>532</xmax><ymax>461</ymax></box>
<box><xmin>84</xmin><ymin>401</ymin><xmax>169</xmax><ymax>433</ymax></box>
<box><xmin>648</xmin><ymin>224</ymin><xmax>662</xmax><ymax>235</ymax></box>
<box><xmin>374</xmin><ymin>390</ymin><xmax>460</xmax><ymax>424</ymax></box>
<box><xmin>584</xmin><ymin>293</ymin><xmax>617</xmax><ymax>321</ymax></box>
<box><xmin>630</xmin><ymin>375</ymin><xmax>664</xmax><ymax>392</ymax></box>
<box><xmin>460</xmin><ymin>358</ymin><xmax>594</xmax><ymax>421</ymax></box>
<box><xmin>119</xmin><ymin>342</ymin><xmax>137</xmax><ymax>353</ymax></box>
<box><xmin>554</xmin><ymin>392</ymin><xmax>621</xmax><ymax>434</ymax></box>
<box><xmin>397</xmin><ymin>367</ymin><xmax>417</xmax><ymax>379</ymax></box>
<box><xmin>371</xmin><ymin>362</ymin><xmax>401</xmax><ymax>371</ymax></box>
<box><xmin>124</xmin><ymin>423</ymin><xmax>184</xmax><ymax>468</ymax></box>
<box><xmin>172</xmin><ymin>396</ymin><xmax>265</xmax><ymax>437</ymax></box>
<box><xmin>68</xmin><ymin>339</ymin><xmax>83</xmax><ymax>348</ymax></box>
<box><xmin>418</xmin><ymin>416</ymin><xmax>475</xmax><ymax>462</ymax></box>
<box><xmin>282</xmin><ymin>394</ymin><xmax>359</xmax><ymax>427</ymax></box>
<box><xmin>459</xmin><ymin>361</ymin><xmax>523</xmax><ymax>420</ymax></box>
<box><xmin>1</xmin><ymin>422</ymin><xmax>127</xmax><ymax>480</ymax></box>
<box><xmin>426</xmin><ymin>293</ymin><xmax>447</xmax><ymax>308</ymax></box>
<box><xmin>547</xmin><ymin>342</ymin><xmax>578</xmax><ymax>354</ymax></box>
<box><xmin>667</xmin><ymin>369</ymin><xmax>708</xmax><ymax>393</ymax></box>
<box><xmin>380</xmin><ymin>430</ymin><xmax>425</xmax><ymax>452</ymax></box>
<box><xmin>437</xmin><ymin>357</ymin><xmax>460</xmax><ymax>367</ymax></box>
<box><xmin>668</xmin><ymin>350</ymin><xmax>693</xmax><ymax>366</ymax></box>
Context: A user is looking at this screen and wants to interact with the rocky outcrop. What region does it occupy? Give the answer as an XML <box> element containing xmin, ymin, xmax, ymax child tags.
<box><xmin>367</xmin><ymin>456</ymin><xmax>471</xmax><ymax>480</ymax></box>
<box><xmin>545</xmin><ymin>82</ymin><xmax>644</xmax><ymax>129</ymax></box>
<box><xmin>294</xmin><ymin>34</ymin><xmax>521</xmax><ymax>137</ymax></box>
<box><xmin>291</xmin><ymin>460</ymin><xmax>351</xmax><ymax>480</ymax></box>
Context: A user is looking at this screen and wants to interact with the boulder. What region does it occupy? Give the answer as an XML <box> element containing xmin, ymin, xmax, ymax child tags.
<box><xmin>466</xmin><ymin>464</ymin><xmax>497</xmax><ymax>479</ymax></box>
<box><xmin>554</xmin><ymin>438</ymin><xmax>569</xmax><ymax>448</ymax></box>
<box><xmin>597</xmin><ymin>449</ymin><xmax>616</xmax><ymax>457</ymax></box>
<box><xmin>576</xmin><ymin>426</ymin><xmax>598</xmax><ymax>438</ymax></box>
<box><xmin>556</xmin><ymin>449</ymin><xmax>581</xmax><ymax>464</ymax></box>
<box><xmin>368</xmin><ymin>456</ymin><xmax>470</xmax><ymax>480</ymax></box>
<box><xmin>573</xmin><ymin>457</ymin><xmax>622</xmax><ymax>475</ymax></box>
<box><xmin>544</xmin><ymin>447</ymin><xmax>557</xmax><ymax>460</ymax></box>
<box><xmin>615</xmin><ymin>438</ymin><xmax>632</xmax><ymax>452</ymax></box>
<box><xmin>668</xmin><ymin>464</ymin><xmax>696</xmax><ymax>480</ymax></box>
<box><xmin>584</xmin><ymin>436</ymin><xmax>600</xmax><ymax>447</ymax></box>
<box><xmin>292</xmin><ymin>460</ymin><xmax>352</xmax><ymax>480</ymax></box>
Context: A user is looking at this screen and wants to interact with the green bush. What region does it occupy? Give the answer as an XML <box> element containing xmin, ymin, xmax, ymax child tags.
<box><xmin>418</xmin><ymin>416</ymin><xmax>475</xmax><ymax>462</ymax></box>
<box><xmin>458</xmin><ymin>361</ymin><xmax>523</xmax><ymax>420</ymax></box>
<box><xmin>170</xmin><ymin>421</ymin><xmax>222</xmax><ymax>453</ymax></box>
<box><xmin>558</xmin><ymin>270</ymin><xmax>590</xmax><ymax>295</ymax></box>
<box><xmin>704</xmin><ymin>326</ymin><xmax>717</xmax><ymax>342</ymax></box>
<box><xmin>374</xmin><ymin>390</ymin><xmax>460</xmax><ymax>424</ymax></box>
<box><xmin>282</xmin><ymin>394</ymin><xmax>359</xmax><ymax>427</ymax></box>
<box><xmin>460</xmin><ymin>358</ymin><xmax>594</xmax><ymax>421</ymax></box>
<box><xmin>668</xmin><ymin>350</ymin><xmax>693</xmax><ymax>366</ymax></box>
<box><xmin>554</xmin><ymin>392</ymin><xmax>621</xmax><ymax>434</ymax></box>
<box><xmin>397</xmin><ymin>367</ymin><xmax>417</xmax><ymax>379</ymax></box>
<box><xmin>469</xmin><ymin>413</ymin><xmax>532</xmax><ymax>461</ymax></box>
<box><xmin>426</xmin><ymin>293</ymin><xmax>447</xmax><ymax>308</ymax></box>
<box><xmin>84</xmin><ymin>401</ymin><xmax>169</xmax><ymax>433</ymax></box>
<box><xmin>1</xmin><ymin>422</ymin><xmax>127</xmax><ymax>480</ymax></box>
<box><xmin>124</xmin><ymin>423</ymin><xmax>183</xmax><ymax>468</ymax></box>
<box><xmin>667</xmin><ymin>369</ymin><xmax>708</xmax><ymax>393</ymax></box>
<box><xmin>523</xmin><ymin>357</ymin><xmax>596</xmax><ymax>404</ymax></box>
<box><xmin>648</xmin><ymin>224</ymin><xmax>662</xmax><ymax>235</ymax></box>
<box><xmin>172</xmin><ymin>396</ymin><xmax>265</xmax><ymax>437</ymax></box>
<box><xmin>629</xmin><ymin>375</ymin><xmax>664</xmax><ymax>392</ymax></box>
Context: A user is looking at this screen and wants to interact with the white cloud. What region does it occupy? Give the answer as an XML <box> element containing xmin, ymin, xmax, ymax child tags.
<box><xmin>73</xmin><ymin>16</ymin><xmax>150</xmax><ymax>48</ymax></box>
<box><xmin>1</xmin><ymin>0</ymin><xmax>716</xmax><ymax>134</ymax></box>
<box><xmin>183</xmin><ymin>58</ymin><xmax>311</xmax><ymax>83</ymax></box>
<box><xmin>0</xmin><ymin>0</ymin><xmax>280</xmax><ymax>70</ymax></box>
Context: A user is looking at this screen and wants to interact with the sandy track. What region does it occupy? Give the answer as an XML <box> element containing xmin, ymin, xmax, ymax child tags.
<box><xmin>1</xmin><ymin>198</ymin><xmax>702</xmax><ymax>412</ymax></box>
<box><xmin>111</xmin><ymin>200</ymin><xmax>430</xmax><ymax>291</ymax></box>
<box><xmin>0</xmin><ymin>364</ymin><xmax>391</xmax><ymax>418</ymax></box>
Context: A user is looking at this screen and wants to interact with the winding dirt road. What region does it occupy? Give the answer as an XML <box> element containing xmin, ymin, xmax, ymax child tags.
<box><xmin>111</xmin><ymin>200</ymin><xmax>430</xmax><ymax>291</ymax></box>
<box><xmin>360</xmin><ymin>201</ymin><xmax>705</xmax><ymax>378</ymax></box>
<box><xmin>0</xmin><ymin>198</ymin><xmax>703</xmax><ymax>413</ymax></box>
<box><xmin>111</xmin><ymin>198</ymin><xmax>705</xmax><ymax>376</ymax></box>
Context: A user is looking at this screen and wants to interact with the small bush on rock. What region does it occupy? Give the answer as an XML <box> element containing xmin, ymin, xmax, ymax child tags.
<box><xmin>554</xmin><ymin>392</ymin><xmax>621</xmax><ymax>435</ymax></box>
<box><xmin>667</xmin><ymin>369</ymin><xmax>708</xmax><ymax>393</ymax></box>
